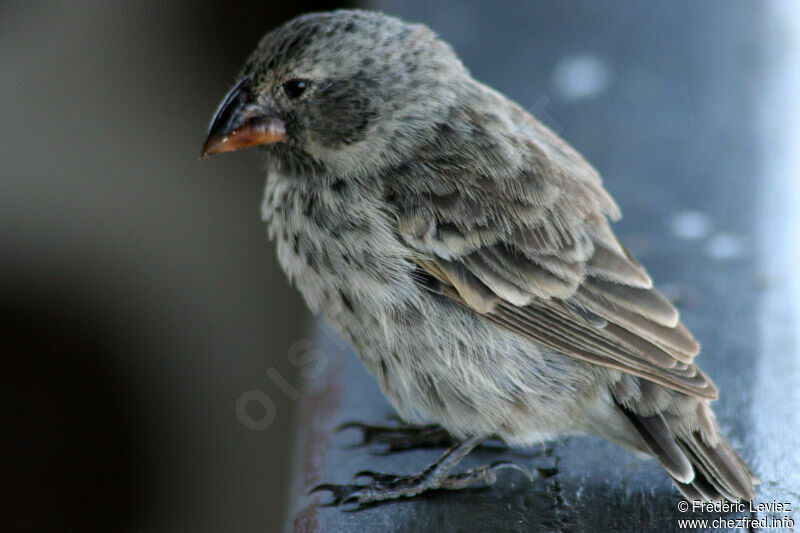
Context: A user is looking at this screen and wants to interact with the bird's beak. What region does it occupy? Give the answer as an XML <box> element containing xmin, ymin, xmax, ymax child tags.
<box><xmin>200</xmin><ymin>77</ymin><xmax>287</xmax><ymax>158</ymax></box>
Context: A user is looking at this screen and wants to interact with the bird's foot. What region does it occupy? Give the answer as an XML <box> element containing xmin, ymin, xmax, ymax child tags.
<box><xmin>310</xmin><ymin>461</ymin><xmax>532</xmax><ymax>506</ymax></box>
<box><xmin>337</xmin><ymin>418</ymin><xmax>456</xmax><ymax>452</ymax></box>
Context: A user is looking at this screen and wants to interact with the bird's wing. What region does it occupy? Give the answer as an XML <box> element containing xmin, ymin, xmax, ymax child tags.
<box><xmin>386</xmin><ymin>108</ymin><xmax>717</xmax><ymax>399</ymax></box>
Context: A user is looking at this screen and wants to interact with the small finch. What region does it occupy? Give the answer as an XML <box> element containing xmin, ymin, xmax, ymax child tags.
<box><xmin>202</xmin><ymin>10</ymin><xmax>756</xmax><ymax>505</ymax></box>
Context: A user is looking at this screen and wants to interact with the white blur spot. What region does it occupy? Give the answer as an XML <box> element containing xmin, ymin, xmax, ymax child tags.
<box><xmin>552</xmin><ymin>54</ymin><xmax>611</xmax><ymax>101</ymax></box>
<box><xmin>706</xmin><ymin>233</ymin><xmax>749</xmax><ymax>261</ymax></box>
<box><xmin>670</xmin><ymin>211</ymin><xmax>713</xmax><ymax>240</ymax></box>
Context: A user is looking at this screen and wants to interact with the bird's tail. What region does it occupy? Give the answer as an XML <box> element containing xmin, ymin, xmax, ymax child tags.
<box><xmin>615</xmin><ymin>396</ymin><xmax>757</xmax><ymax>502</ymax></box>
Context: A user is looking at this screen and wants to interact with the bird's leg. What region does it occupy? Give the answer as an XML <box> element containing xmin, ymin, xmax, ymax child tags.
<box><xmin>311</xmin><ymin>436</ymin><xmax>533</xmax><ymax>506</ymax></box>
<box><xmin>337</xmin><ymin>418</ymin><xmax>456</xmax><ymax>452</ymax></box>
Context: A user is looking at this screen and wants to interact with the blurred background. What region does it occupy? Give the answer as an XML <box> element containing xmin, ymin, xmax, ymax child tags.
<box><xmin>1</xmin><ymin>1</ymin><xmax>353</xmax><ymax>530</ymax></box>
<box><xmin>2</xmin><ymin>1</ymin><xmax>798</xmax><ymax>532</ymax></box>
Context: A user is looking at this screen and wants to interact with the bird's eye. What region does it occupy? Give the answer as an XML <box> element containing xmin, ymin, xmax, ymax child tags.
<box><xmin>282</xmin><ymin>79</ymin><xmax>308</xmax><ymax>99</ymax></box>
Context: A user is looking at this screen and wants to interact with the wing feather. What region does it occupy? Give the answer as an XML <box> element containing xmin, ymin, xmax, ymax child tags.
<box><xmin>385</xmin><ymin>95</ymin><xmax>716</xmax><ymax>400</ymax></box>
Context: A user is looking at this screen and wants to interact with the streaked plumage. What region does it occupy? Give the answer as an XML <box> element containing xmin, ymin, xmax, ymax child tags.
<box><xmin>203</xmin><ymin>9</ymin><xmax>756</xmax><ymax>503</ymax></box>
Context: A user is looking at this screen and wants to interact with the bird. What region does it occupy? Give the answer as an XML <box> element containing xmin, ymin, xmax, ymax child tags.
<box><xmin>201</xmin><ymin>9</ymin><xmax>757</xmax><ymax>505</ymax></box>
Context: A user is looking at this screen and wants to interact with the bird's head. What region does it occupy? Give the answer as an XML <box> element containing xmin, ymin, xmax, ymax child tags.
<box><xmin>201</xmin><ymin>10</ymin><xmax>468</xmax><ymax>177</ymax></box>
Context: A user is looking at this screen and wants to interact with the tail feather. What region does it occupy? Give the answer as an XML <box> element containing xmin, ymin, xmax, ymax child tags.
<box><xmin>618</xmin><ymin>408</ymin><xmax>693</xmax><ymax>483</ymax></box>
<box><xmin>676</xmin><ymin>433</ymin><xmax>756</xmax><ymax>501</ymax></box>
<box><xmin>614</xmin><ymin>398</ymin><xmax>757</xmax><ymax>502</ymax></box>
<box><xmin>671</xmin><ymin>467</ymin><xmax>723</xmax><ymax>501</ymax></box>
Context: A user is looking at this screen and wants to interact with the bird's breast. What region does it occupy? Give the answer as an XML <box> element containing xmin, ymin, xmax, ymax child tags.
<box><xmin>260</xmin><ymin>170</ymin><xmax>422</xmax><ymax>319</ymax></box>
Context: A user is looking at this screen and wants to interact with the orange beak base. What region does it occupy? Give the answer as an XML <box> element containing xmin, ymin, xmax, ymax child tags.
<box><xmin>201</xmin><ymin>118</ymin><xmax>287</xmax><ymax>158</ymax></box>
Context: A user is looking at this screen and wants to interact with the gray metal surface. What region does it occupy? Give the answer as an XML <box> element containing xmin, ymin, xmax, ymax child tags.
<box><xmin>284</xmin><ymin>2</ymin><xmax>800</xmax><ymax>531</ymax></box>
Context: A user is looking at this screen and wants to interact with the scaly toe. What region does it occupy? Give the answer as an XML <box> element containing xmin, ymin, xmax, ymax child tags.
<box><xmin>353</xmin><ymin>470</ymin><xmax>400</xmax><ymax>483</ymax></box>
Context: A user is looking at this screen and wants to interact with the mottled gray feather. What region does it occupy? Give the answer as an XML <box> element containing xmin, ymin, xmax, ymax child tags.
<box><xmin>228</xmin><ymin>9</ymin><xmax>757</xmax><ymax>503</ymax></box>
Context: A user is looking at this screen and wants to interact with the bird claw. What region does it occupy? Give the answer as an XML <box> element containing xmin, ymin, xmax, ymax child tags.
<box><xmin>309</xmin><ymin>482</ymin><xmax>368</xmax><ymax>506</ymax></box>
<box><xmin>335</xmin><ymin>416</ymin><xmax>405</xmax><ymax>435</ymax></box>
<box><xmin>490</xmin><ymin>461</ymin><xmax>534</xmax><ymax>482</ymax></box>
<box><xmin>354</xmin><ymin>470</ymin><xmax>400</xmax><ymax>483</ymax></box>
<box><xmin>310</xmin><ymin>460</ymin><xmax>538</xmax><ymax>506</ymax></box>
<box><xmin>311</xmin><ymin>469</ymin><xmax>412</xmax><ymax>506</ymax></box>
<box><xmin>336</xmin><ymin>419</ymin><xmax>454</xmax><ymax>451</ymax></box>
